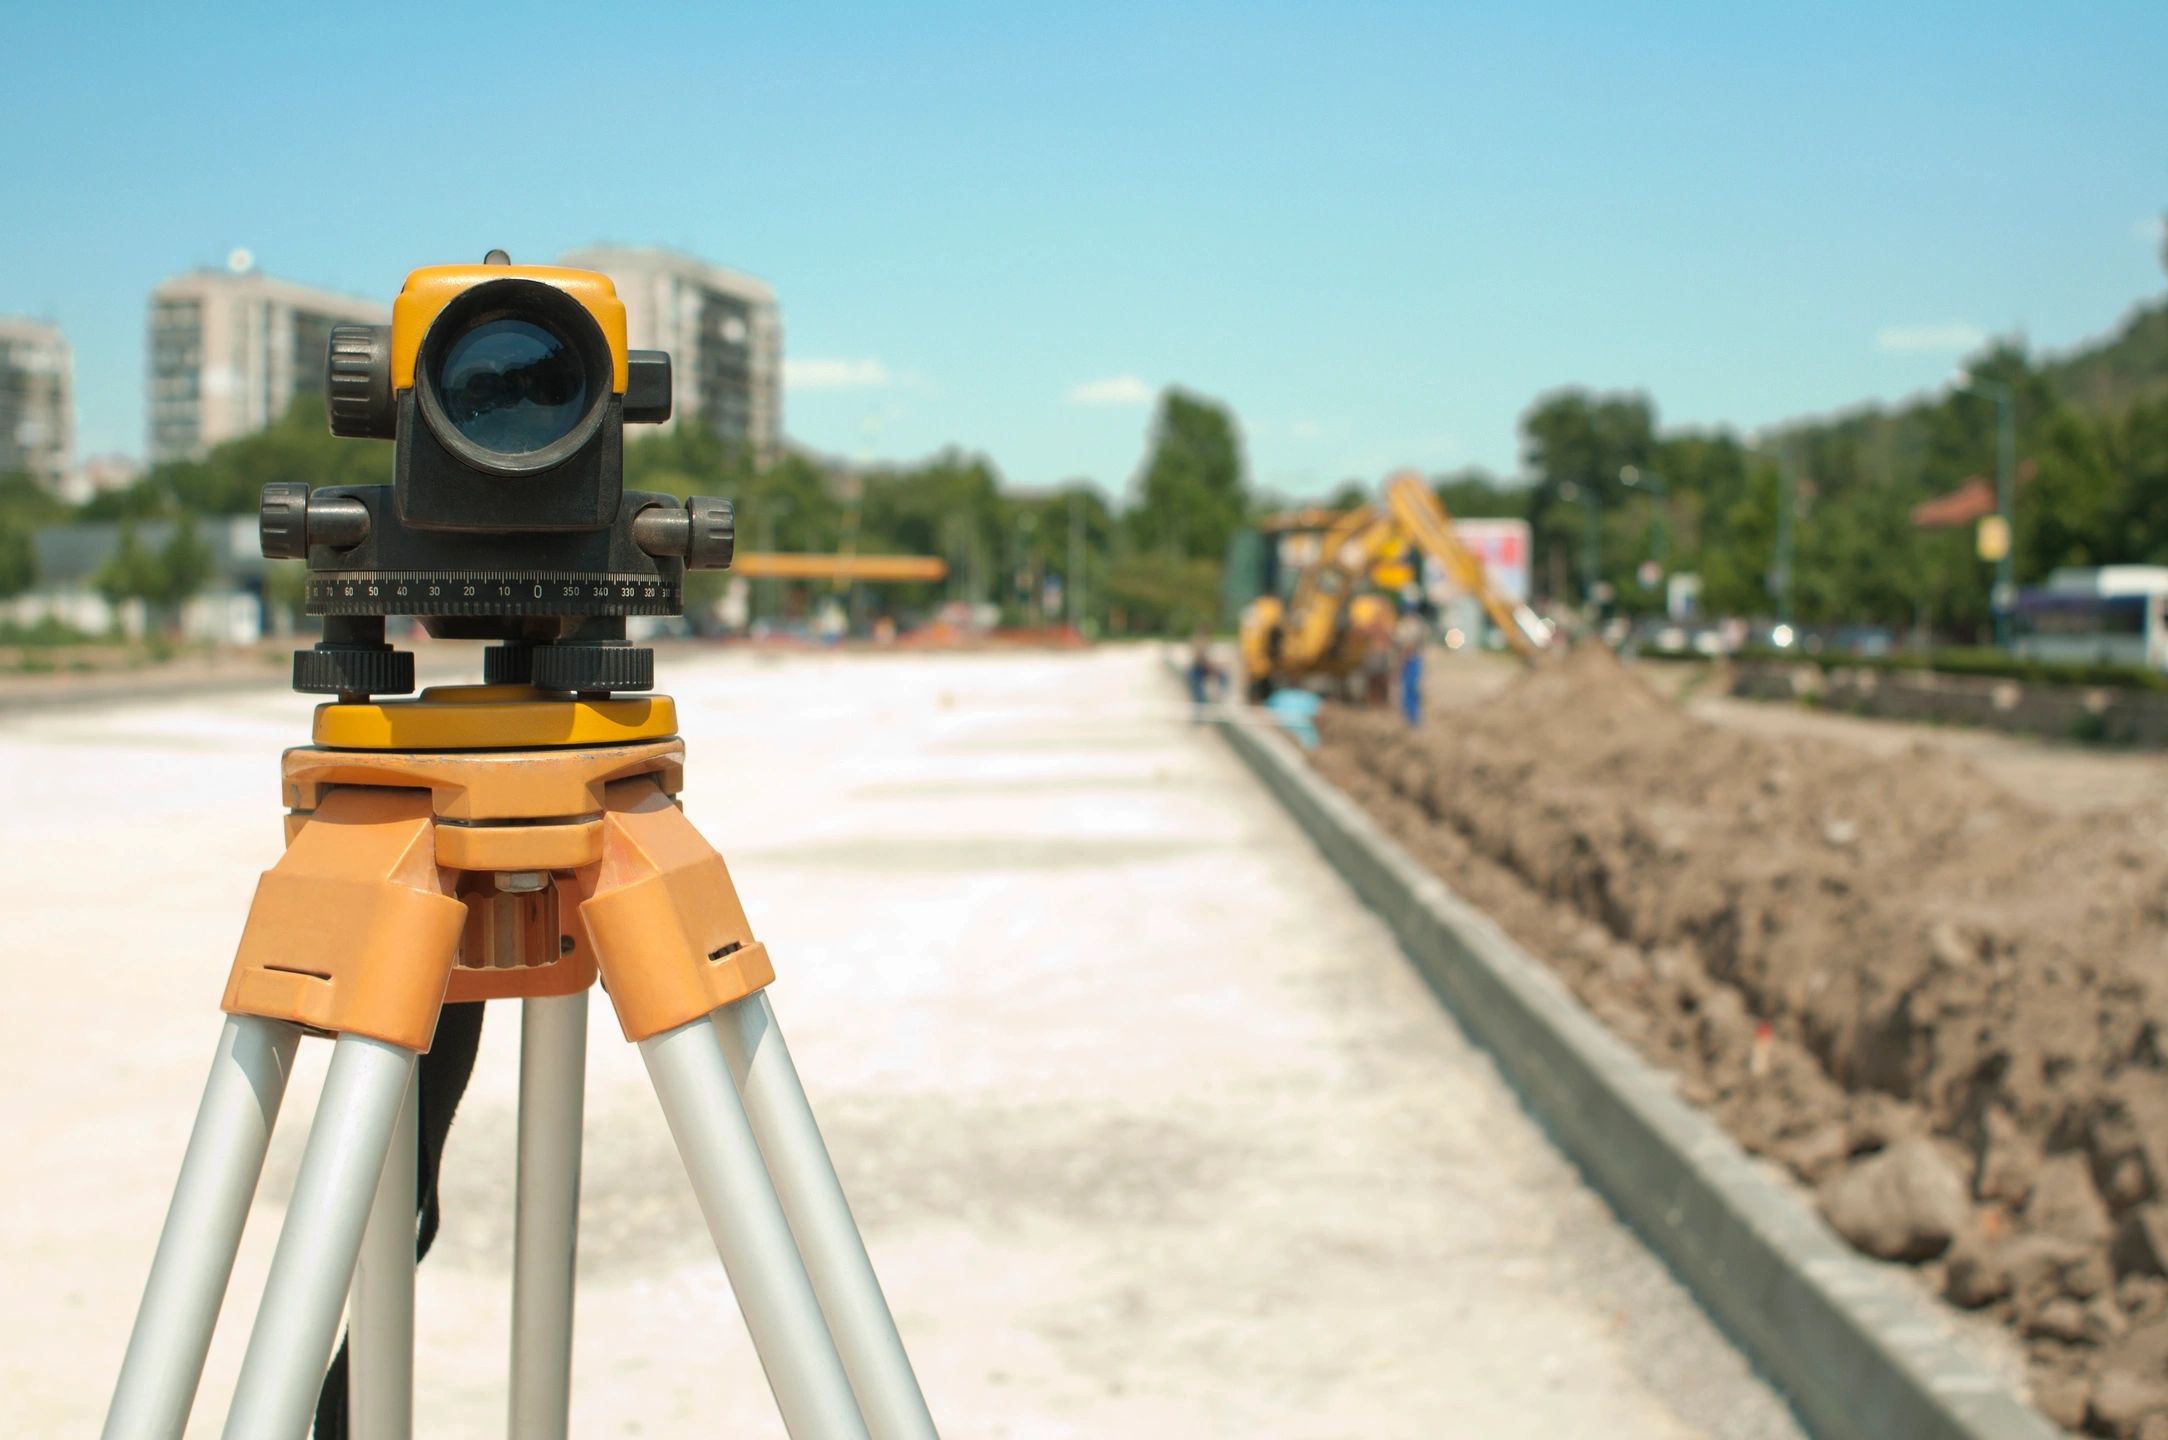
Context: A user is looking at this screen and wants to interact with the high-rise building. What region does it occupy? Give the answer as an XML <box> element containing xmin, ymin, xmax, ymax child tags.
<box><xmin>560</xmin><ymin>247</ymin><xmax>782</xmax><ymax>464</ymax></box>
<box><xmin>146</xmin><ymin>261</ymin><xmax>388</xmax><ymax>463</ymax></box>
<box><xmin>0</xmin><ymin>317</ymin><xmax>73</xmax><ymax>492</ymax></box>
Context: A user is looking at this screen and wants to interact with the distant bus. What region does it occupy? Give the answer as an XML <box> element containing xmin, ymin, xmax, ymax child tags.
<box><xmin>2012</xmin><ymin>566</ymin><xmax>2168</xmax><ymax>671</ymax></box>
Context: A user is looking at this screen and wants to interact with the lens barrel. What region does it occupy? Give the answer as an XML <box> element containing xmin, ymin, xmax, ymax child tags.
<box><xmin>413</xmin><ymin>278</ymin><xmax>613</xmax><ymax>476</ymax></box>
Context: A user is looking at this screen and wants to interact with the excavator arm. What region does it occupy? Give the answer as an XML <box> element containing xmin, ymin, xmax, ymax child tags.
<box><xmin>1382</xmin><ymin>472</ymin><xmax>1549</xmax><ymax>663</ymax></box>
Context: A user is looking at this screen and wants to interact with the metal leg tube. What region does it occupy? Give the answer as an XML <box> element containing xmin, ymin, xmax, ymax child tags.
<box><xmin>715</xmin><ymin>993</ymin><xmax>937</xmax><ymax>1440</ymax></box>
<box><xmin>508</xmin><ymin>992</ymin><xmax>588</xmax><ymax>1440</ymax></box>
<box><xmin>222</xmin><ymin>1035</ymin><xmax>418</xmax><ymax>1440</ymax></box>
<box><xmin>104</xmin><ymin>1016</ymin><xmax>301</xmax><ymax>1440</ymax></box>
<box><xmin>640</xmin><ymin>1017</ymin><xmax>870</xmax><ymax>1440</ymax></box>
<box><xmin>348</xmin><ymin>1071</ymin><xmax>418</xmax><ymax>1440</ymax></box>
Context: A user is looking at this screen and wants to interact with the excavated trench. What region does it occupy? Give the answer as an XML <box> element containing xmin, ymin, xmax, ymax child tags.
<box><xmin>1312</xmin><ymin>648</ymin><xmax>2168</xmax><ymax>1438</ymax></box>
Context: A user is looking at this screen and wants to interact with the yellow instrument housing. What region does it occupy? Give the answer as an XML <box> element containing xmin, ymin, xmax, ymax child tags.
<box><xmin>390</xmin><ymin>264</ymin><xmax>631</xmax><ymax>394</ymax></box>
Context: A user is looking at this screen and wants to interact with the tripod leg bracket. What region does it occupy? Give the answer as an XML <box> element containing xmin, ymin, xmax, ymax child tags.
<box><xmin>581</xmin><ymin>777</ymin><xmax>776</xmax><ymax>1041</ymax></box>
<box><xmin>223</xmin><ymin>787</ymin><xmax>466</xmax><ymax>1051</ymax></box>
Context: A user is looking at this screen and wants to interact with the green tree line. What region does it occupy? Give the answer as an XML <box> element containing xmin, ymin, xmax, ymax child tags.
<box><xmin>0</xmin><ymin>385</ymin><xmax>1253</xmax><ymax>636</ymax></box>
<box><xmin>1423</xmin><ymin>299</ymin><xmax>2168</xmax><ymax>640</ymax></box>
<box><xmin>8</xmin><ymin>290</ymin><xmax>2166</xmax><ymax>644</ymax></box>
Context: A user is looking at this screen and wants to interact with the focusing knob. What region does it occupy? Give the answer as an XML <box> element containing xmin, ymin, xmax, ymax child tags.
<box><xmin>531</xmin><ymin>644</ymin><xmax>655</xmax><ymax>694</ymax></box>
<box><xmin>326</xmin><ymin>324</ymin><xmax>395</xmax><ymax>439</ymax></box>
<box><xmin>688</xmin><ymin>496</ymin><xmax>735</xmax><ymax>571</ymax></box>
<box><xmin>293</xmin><ymin>645</ymin><xmax>415</xmax><ymax>696</ymax></box>
<box><xmin>261</xmin><ymin>481</ymin><xmax>309</xmax><ymax>560</ymax></box>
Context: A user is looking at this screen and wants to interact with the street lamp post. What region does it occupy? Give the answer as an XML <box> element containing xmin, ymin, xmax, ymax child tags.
<box><xmin>1619</xmin><ymin>464</ymin><xmax>1669</xmax><ymax>573</ymax></box>
<box><xmin>1556</xmin><ymin>480</ymin><xmax>1602</xmax><ymax>611</ymax></box>
<box><xmin>1067</xmin><ymin>488</ymin><xmax>1086</xmax><ymax>633</ymax></box>
<box><xmin>755</xmin><ymin>494</ymin><xmax>794</xmax><ymax>629</ymax></box>
<box><xmin>1012</xmin><ymin>511</ymin><xmax>1040</xmax><ymax>626</ymax></box>
<box><xmin>1776</xmin><ymin>449</ymin><xmax>1795</xmax><ymax>630</ymax></box>
<box><xmin>1960</xmin><ymin>373</ymin><xmax>2018</xmax><ymax>647</ymax></box>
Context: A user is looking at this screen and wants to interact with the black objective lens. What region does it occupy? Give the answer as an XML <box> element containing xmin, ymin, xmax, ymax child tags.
<box><xmin>431</xmin><ymin>318</ymin><xmax>592</xmax><ymax>456</ymax></box>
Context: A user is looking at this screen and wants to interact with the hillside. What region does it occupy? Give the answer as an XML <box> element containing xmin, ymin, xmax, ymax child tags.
<box><xmin>2043</xmin><ymin>297</ymin><xmax>2168</xmax><ymax>415</ymax></box>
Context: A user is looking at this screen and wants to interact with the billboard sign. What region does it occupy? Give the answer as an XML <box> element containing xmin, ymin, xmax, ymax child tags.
<box><xmin>1423</xmin><ymin>518</ymin><xmax>1532</xmax><ymax>603</ymax></box>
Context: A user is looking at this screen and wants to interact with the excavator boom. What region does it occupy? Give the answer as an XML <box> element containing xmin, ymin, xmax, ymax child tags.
<box><xmin>1382</xmin><ymin>473</ymin><xmax>1549</xmax><ymax>662</ymax></box>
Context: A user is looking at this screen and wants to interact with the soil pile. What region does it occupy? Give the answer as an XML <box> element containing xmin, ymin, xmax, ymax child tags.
<box><xmin>1313</xmin><ymin>647</ymin><xmax>2168</xmax><ymax>1436</ymax></box>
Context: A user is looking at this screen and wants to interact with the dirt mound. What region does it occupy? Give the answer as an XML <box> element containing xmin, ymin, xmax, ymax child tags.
<box><xmin>1313</xmin><ymin>649</ymin><xmax>2168</xmax><ymax>1434</ymax></box>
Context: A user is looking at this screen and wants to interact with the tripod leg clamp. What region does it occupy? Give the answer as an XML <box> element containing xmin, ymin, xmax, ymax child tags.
<box><xmin>222</xmin><ymin>788</ymin><xmax>466</xmax><ymax>1051</ymax></box>
<box><xmin>581</xmin><ymin>777</ymin><xmax>775</xmax><ymax>1041</ymax></box>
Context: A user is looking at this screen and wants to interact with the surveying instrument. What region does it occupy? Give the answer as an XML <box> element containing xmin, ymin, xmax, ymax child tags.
<box><xmin>101</xmin><ymin>255</ymin><xmax>939</xmax><ymax>1440</ymax></box>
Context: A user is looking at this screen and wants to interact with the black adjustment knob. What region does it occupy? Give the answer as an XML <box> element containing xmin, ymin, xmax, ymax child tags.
<box><xmin>293</xmin><ymin>645</ymin><xmax>415</xmax><ymax>696</ymax></box>
<box><xmin>483</xmin><ymin>643</ymin><xmax>534</xmax><ymax>684</ymax></box>
<box><xmin>326</xmin><ymin>324</ymin><xmax>395</xmax><ymax>439</ymax></box>
<box><xmin>531</xmin><ymin>644</ymin><xmax>655</xmax><ymax>694</ymax></box>
<box><xmin>261</xmin><ymin>481</ymin><xmax>309</xmax><ymax>560</ymax></box>
<box><xmin>688</xmin><ymin>496</ymin><xmax>735</xmax><ymax>571</ymax></box>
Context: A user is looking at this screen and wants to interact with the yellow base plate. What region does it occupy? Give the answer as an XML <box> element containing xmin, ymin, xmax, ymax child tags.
<box><xmin>313</xmin><ymin>684</ymin><xmax>679</xmax><ymax>750</ymax></box>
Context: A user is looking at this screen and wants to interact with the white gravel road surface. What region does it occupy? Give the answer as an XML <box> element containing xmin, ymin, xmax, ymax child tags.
<box><xmin>1</xmin><ymin>645</ymin><xmax>1802</xmax><ymax>1438</ymax></box>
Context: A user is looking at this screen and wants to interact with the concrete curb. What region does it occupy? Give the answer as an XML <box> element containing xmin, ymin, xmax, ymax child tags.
<box><xmin>1208</xmin><ymin>706</ymin><xmax>2054</xmax><ymax>1440</ymax></box>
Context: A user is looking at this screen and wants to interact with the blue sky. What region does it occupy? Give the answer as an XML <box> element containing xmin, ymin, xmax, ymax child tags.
<box><xmin>3</xmin><ymin>1</ymin><xmax>2162</xmax><ymax>500</ymax></box>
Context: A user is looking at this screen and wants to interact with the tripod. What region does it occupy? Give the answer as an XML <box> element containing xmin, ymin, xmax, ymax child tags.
<box><xmin>101</xmin><ymin>683</ymin><xmax>938</xmax><ymax>1440</ymax></box>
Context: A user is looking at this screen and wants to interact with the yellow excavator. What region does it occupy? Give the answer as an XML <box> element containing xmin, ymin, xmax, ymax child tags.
<box><xmin>1237</xmin><ymin>469</ymin><xmax>1548</xmax><ymax>700</ymax></box>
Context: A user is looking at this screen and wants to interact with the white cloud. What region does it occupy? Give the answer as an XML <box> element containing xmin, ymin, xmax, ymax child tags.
<box><xmin>1290</xmin><ymin>418</ymin><xmax>1324</xmax><ymax>441</ymax></box>
<box><xmin>1065</xmin><ymin>374</ymin><xmax>1154</xmax><ymax>407</ymax></box>
<box><xmin>784</xmin><ymin>357</ymin><xmax>893</xmax><ymax>391</ymax></box>
<box><xmin>1874</xmin><ymin>323</ymin><xmax>1986</xmax><ymax>355</ymax></box>
<box><xmin>2138</xmin><ymin>216</ymin><xmax>2167</xmax><ymax>246</ymax></box>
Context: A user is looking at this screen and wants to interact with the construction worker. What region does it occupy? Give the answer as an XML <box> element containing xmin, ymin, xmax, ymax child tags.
<box><xmin>1392</xmin><ymin>601</ymin><xmax>1427</xmax><ymax>729</ymax></box>
<box><xmin>1186</xmin><ymin>627</ymin><xmax>1221</xmax><ymax>720</ymax></box>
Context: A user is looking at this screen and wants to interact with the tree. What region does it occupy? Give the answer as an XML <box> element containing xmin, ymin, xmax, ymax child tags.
<box><xmin>95</xmin><ymin>522</ymin><xmax>159</xmax><ymax>626</ymax></box>
<box><xmin>94</xmin><ymin>516</ymin><xmax>211</xmax><ymax>637</ymax></box>
<box><xmin>83</xmin><ymin>394</ymin><xmax>388</xmax><ymax>522</ymax></box>
<box><xmin>1126</xmin><ymin>389</ymin><xmax>1247</xmax><ymax>563</ymax></box>
<box><xmin>0</xmin><ymin>473</ymin><xmax>67</xmax><ymax>598</ymax></box>
<box><xmin>1104</xmin><ymin>552</ymin><xmax>1221</xmax><ymax>635</ymax></box>
<box><xmin>1432</xmin><ymin>467</ymin><xmax>1528</xmax><ymax>519</ymax></box>
<box><xmin>1519</xmin><ymin>390</ymin><xmax>1657</xmax><ymax>603</ymax></box>
<box><xmin>153</xmin><ymin>513</ymin><xmax>213</xmax><ymax>621</ymax></box>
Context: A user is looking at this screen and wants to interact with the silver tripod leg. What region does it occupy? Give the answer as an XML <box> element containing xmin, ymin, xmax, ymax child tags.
<box><xmin>509</xmin><ymin>992</ymin><xmax>588</xmax><ymax>1440</ymax></box>
<box><xmin>715</xmin><ymin>993</ymin><xmax>938</xmax><ymax>1440</ymax></box>
<box><xmin>222</xmin><ymin>1034</ymin><xmax>418</xmax><ymax>1440</ymax></box>
<box><xmin>348</xmin><ymin>1071</ymin><xmax>419</xmax><ymax>1439</ymax></box>
<box><xmin>640</xmin><ymin>1016</ymin><xmax>871</xmax><ymax>1440</ymax></box>
<box><xmin>104</xmin><ymin>1015</ymin><xmax>300</xmax><ymax>1440</ymax></box>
